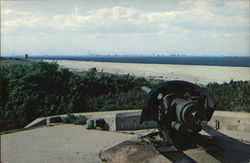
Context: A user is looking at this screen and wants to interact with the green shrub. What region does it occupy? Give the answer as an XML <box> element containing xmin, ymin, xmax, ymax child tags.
<box><xmin>86</xmin><ymin>89</ymin><xmax>145</xmax><ymax>111</ymax></box>
<box><xmin>63</xmin><ymin>114</ymin><xmax>86</xmax><ymax>125</ymax></box>
<box><xmin>206</xmin><ymin>80</ymin><xmax>250</xmax><ymax>111</ymax></box>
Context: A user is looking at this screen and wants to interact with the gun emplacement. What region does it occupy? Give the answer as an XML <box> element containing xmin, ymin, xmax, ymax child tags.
<box><xmin>140</xmin><ymin>80</ymin><xmax>215</xmax><ymax>146</ymax></box>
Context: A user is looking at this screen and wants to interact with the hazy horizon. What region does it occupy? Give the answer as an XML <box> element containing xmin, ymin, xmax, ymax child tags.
<box><xmin>2</xmin><ymin>54</ymin><xmax>250</xmax><ymax>57</ymax></box>
<box><xmin>1</xmin><ymin>0</ymin><xmax>249</xmax><ymax>57</ymax></box>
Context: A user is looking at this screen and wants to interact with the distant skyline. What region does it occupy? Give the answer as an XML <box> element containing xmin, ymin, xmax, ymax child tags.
<box><xmin>1</xmin><ymin>0</ymin><xmax>249</xmax><ymax>56</ymax></box>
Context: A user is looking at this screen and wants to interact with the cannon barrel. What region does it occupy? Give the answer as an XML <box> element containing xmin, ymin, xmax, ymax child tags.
<box><xmin>141</xmin><ymin>86</ymin><xmax>152</xmax><ymax>94</ymax></box>
<box><xmin>142</xmin><ymin>86</ymin><xmax>163</xmax><ymax>100</ymax></box>
<box><xmin>140</xmin><ymin>80</ymin><xmax>215</xmax><ymax>144</ymax></box>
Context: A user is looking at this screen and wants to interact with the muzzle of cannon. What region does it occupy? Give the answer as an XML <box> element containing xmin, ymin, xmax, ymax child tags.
<box><xmin>140</xmin><ymin>80</ymin><xmax>215</xmax><ymax>145</ymax></box>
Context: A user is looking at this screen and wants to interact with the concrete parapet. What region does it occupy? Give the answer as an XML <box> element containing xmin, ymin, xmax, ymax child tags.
<box><xmin>208</xmin><ymin>111</ymin><xmax>250</xmax><ymax>131</ymax></box>
<box><xmin>208</xmin><ymin>111</ymin><xmax>250</xmax><ymax>141</ymax></box>
<box><xmin>24</xmin><ymin>116</ymin><xmax>63</xmax><ymax>129</ymax></box>
<box><xmin>25</xmin><ymin>110</ymin><xmax>250</xmax><ymax>141</ymax></box>
<box><xmin>116</xmin><ymin>111</ymin><xmax>157</xmax><ymax>131</ymax></box>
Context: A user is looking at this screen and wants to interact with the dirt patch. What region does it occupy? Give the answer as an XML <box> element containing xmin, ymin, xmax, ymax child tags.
<box><xmin>100</xmin><ymin>139</ymin><xmax>169</xmax><ymax>163</ymax></box>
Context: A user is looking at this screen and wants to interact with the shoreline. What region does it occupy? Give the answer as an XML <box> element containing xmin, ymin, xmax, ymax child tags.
<box><xmin>45</xmin><ymin>59</ymin><xmax>250</xmax><ymax>85</ymax></box>
<box><xmin>41</xmin><ymin>58</ymin><xmax>250</xmax><ymax>68</ymax></box>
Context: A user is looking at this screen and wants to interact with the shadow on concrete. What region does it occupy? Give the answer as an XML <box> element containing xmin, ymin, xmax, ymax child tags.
<box><xmin>200</xmin><ymin>125</ymin><xmax>250</xmax><ymax>163</ymax></box>
<box><xmin>157</xmin><ymin>125</ymin><xmax>250</xmax><ymax>162</ymax></box>
<box><xmin>160</xmin><ymin>151</ymin><xmax>197</xmax><ymax>163</ymax></box>
<box><xmin>146</xmin><ymin>132</ymin><xmax>198</xmax><ymax>162</ymax></box>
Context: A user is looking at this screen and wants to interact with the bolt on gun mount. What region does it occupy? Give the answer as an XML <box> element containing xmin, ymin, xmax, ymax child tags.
<box><xmin>141</xmin><ymin>81</ymin><xmax>215</xmax><ymax>147</ymax></box>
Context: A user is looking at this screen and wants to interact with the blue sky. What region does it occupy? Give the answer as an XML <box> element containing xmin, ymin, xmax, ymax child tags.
<box><xmin>1</xmin><ymin>0</ymin><xmax>249</xmax><ymax>56</ymax></box>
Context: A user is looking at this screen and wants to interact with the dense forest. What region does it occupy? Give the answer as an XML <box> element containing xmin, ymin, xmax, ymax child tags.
<box><xmin>0</xmin><ymin>60</ymin><xmax>249</xmax><ymax>131</ymax></box>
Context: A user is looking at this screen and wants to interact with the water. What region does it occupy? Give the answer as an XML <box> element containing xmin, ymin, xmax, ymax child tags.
<box><xmin>4</xmin><ymin>56</ymin><xmax>250</xmax><ymax>67</ymax></box>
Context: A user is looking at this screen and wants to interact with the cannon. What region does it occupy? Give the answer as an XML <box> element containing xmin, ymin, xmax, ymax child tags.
<box><xmin>101</xmin><ymin>81</ymin><xmax>250</xmax><ymax>162</ymax></box>
<box><xmin>140</xmin><ymin>80</ymin><xmax>216</xmax><ymax>148</ymax></box>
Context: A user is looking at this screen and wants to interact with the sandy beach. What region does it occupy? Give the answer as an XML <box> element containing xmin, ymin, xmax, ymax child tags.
<box><xmin>46</xmin><ymin>60</ymin><xmax>250</xmax><ymax>85</ymax></box>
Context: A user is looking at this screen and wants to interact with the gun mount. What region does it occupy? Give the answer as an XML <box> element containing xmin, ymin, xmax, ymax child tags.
<box><xmin>101</xmin><ymin>80</ymin><xmax>250</xmax><ymax>162</ymax></box>
<box><xmin>141</xmin><ymin>80</ymin><xmax>216</xmax><ymax>148</ymax></box>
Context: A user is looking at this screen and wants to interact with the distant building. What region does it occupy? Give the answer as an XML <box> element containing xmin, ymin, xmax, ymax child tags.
<box><xmin>25</xmin><ymin>54</ymin><xmax>28</xmax><ymax>59</ymax></box>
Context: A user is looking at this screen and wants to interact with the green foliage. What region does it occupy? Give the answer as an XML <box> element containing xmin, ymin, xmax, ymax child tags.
<box><xmin>1</xmin><ymin>60</ymin><xmax>249</xmax><ymax>131</ymax></box>
<box><xmin>0</xmin><ymin>60</ymin><xmax>151</xmax><ymax>131</ymax></box>
<box><xmin>86</xmin><ymin>89</ymin><xmax>145</xmax><ymax>111</ymax></box>
<box><xmin>0</xmin><ymin>61</ymin><xmax>85</xmax><ymax>131</ymax></box>
<box><xmin>206</xmin><ymin>80</ymin><xmax>250</xmax><ymax>112</ymax></box>
<box><xmin>63</xmin><ymin>114</ymin><xmax>86</xmax><ymax>125</ymax></box>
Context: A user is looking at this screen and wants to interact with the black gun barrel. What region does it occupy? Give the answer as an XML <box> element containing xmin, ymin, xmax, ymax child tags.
<box><xmin>141</xmin><ymin>86</ymin><xmax>163</xmax><ymax>100</ymax></box>
<box><xmin>141</xmin><ymin>86</ymin><xmax>152</xmax><ymax>94</ymax></box>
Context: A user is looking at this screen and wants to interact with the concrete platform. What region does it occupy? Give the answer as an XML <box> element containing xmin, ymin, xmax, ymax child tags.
<box><xmin>1</xmin><ymin>124</ymin><xmax>135</xmax><ymax>163</ymax></box>
<box><xmin>2</xmin><ymin>122</ymin><xmax>250</xmax><ymax>163</ymax></box>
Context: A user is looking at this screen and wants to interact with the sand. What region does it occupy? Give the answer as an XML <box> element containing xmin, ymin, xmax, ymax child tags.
<box><xmin>47</xmin><ymin>60</ymin><xmax>250</xmax><ymax>85</ymax></box>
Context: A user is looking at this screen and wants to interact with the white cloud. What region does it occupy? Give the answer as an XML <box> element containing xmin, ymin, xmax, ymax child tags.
<box><xmin>2</xmin><ymin>1</ymin><xmax>248</xmax><ymax>35</ymax></box>
<box><xmin>2</xmin><ymin>9</ymin><xmax>30</xmax><ymax>16</ymax></box>
<box><xmin>1</xmin><ymin>0</ymin><xmax>249</xmax><ymax>56</ymax></box>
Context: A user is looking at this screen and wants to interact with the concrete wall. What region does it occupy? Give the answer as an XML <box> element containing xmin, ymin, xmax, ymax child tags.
<box><xmin>25</xmin><ymin>110</ymin><xmax>250</xmax><ymax>141</ymax></box>
<box><xmin>116</xmin><ymin>111</ymin><xmax>157</xmax><ymax>131</ymax></box>
<box><xmin>208</xmin><ymin>111</ymin><xmax>250</xmax><ymax>141</ymax></box>
<box><xmin>208</xmin><ymin>111</ymin><xmax>250</xmax><ymax>132</ymax></box>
